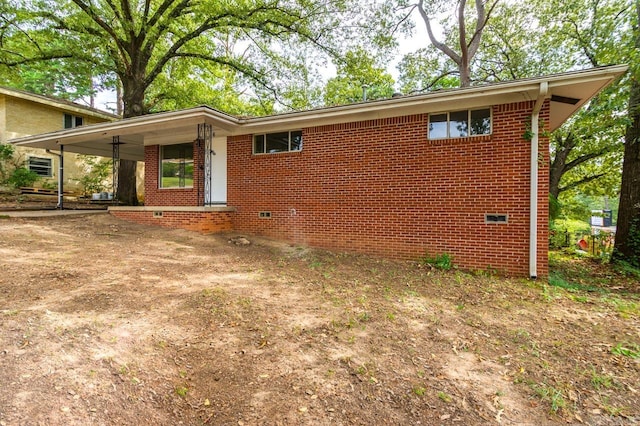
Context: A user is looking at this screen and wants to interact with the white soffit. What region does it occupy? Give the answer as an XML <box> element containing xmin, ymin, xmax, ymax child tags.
<box><xmin>9</xmin><ymin>65</ymin><xmax>627</xmax><ymax>160</ymax></box>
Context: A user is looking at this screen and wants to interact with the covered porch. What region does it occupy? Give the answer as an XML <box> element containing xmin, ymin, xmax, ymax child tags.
<box><xmin>10</xmin><ymin>106</ymin><xmax>239</xmax><ymax>232</ymax></box>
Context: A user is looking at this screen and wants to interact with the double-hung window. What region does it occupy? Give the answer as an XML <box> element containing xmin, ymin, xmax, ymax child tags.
<box><xmin>160</xmin><ymin>143</ymin><xmax>194</xmax><ymax>188</ymax></box>
<box><xmin>429</xmin><ymin>108</ymin><xmax>491</xmax><ymax>139</ymax></box>
<box><xmin>253</xmin><ymin>130</ymin><xmax>303</xmax><ymax>154</ymax></box>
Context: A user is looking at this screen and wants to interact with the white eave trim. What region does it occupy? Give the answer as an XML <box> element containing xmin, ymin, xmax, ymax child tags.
<box><xmin>9</xmin><ymin>65</ymin><xmax>628</xmax><ymax>149</ymax></box>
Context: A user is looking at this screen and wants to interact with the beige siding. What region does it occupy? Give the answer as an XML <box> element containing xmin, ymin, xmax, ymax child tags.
<box><xmin>0</xmin><ymin>94</ymin><xmax>121</xmax><ymax>192</ymax></box>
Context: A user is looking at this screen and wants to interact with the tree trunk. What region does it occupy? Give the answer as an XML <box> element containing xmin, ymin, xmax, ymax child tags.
<box><xmin>612</xmin><ymin>1</ymin><xmax>640</xmax><ymax>265</ymax></box>
<box><xmin>549</xmin><ymin>133</ymin><xmax>574</xmax><ymax>200</ymax></box>
<box><xmin>114</xmin><ymin>77</ymin><xmax>148</xmax><ymax>206</ymax></box>
<box><xmin>460</xmin><ymin>62</ymin><xmax>472</xmax><ymax>87</ymax></box>
<box><xmin>117</xmin><ymin>159</ymin><xmax>138</xmax><ymax>206</ymax></box>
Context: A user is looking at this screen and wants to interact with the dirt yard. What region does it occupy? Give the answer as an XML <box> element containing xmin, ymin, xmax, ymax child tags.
<box><xmin>0</xmin><ymin>212</ymin><xmax>638</xmax><ymax>425</ymax></box>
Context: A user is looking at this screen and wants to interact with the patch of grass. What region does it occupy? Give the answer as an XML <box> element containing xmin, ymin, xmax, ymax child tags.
<box><xmin>412</xmin><ymin>386</ymin><xmax>426</xmax><ymax>397</ymax></box>
<box><xmin>541</xmin><ymin>284</ymin><xmax>562</xmax><ymax>302</ymax></box>
<box><xmin>589</xmin><ymin>368</ymin><xmax>614</xmax><ymax>390</ymax></box>
<box><xmin>613</xmin><ymin>259</ymin><xmax>640</xmax><ymax>279</ymax></box>
<box><xmin>531</xmin><ymin>383</ymin><xmax>566</xmax><ymax>413</ymax></box>
<box><xmin>357</xmin><ymin>311</ymin><xmax>371</xmax><ymax>322</ymax></box>
<box><xmin>611</xmin><ymin>342</ymin><xmax>640</xmax><ymax>359</ymax></box>
<box><xmin>548</xmin><ymin>272</ymin><xmax>601</xmax><ymax>293</ymax></box>
<box><xmin>309</xmin><ymin>259</ymin><xmax>323</xmax><ymax>269</ymax></box>
<box><xmin>437</xmin><ymin>391</ymin><xmax>452</xmax><ymax>403</ymax></box>
<box><xmin>601</xmin><ymin>297</ymin><xmax>639</xmax><ymax>319</ymax></box>
<box><xmin>175</xmin><ymin>386</ymin><xmax>188</xmax><ymax>398</ymax></box>
<box><xmin>422</xmin><ymin>252</ymin><xmax>454</xmax><ymax>271</ymax></box>
<box><xmin>600</xmin><ymin>396</ymin><xmax>626</xmax><ymax>416</ymax></box>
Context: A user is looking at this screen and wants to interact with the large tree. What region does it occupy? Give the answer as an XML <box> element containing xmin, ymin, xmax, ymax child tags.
<box><xmin>613</xmin><ymin>0</ymin><xmax>640</xmax><ymax>266</ymax></box>
<box><xmin>399</xmin><ymin>0</ymin><xmax>629</xmax><ymax>204</ymax></box>
<box><xmin>0</xmin><ymin>0</ymin><xmax>363</xmax><ymax>204</ymax></box>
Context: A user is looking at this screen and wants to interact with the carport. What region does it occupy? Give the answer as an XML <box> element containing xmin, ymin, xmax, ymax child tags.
<box><xmin>10</xmin><ymin>106</ymin><xmax>238</xmax><ymax>208</ymax></box>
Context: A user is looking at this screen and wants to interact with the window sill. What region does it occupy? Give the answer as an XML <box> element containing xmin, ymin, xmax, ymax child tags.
<box><xmin>158</xmin><ymin>187</ymin><xmax>194</xmax><ymax>190</ymax></box>
<box><xmin>252</xmin><ymin>150</ymin><xmax>303</xmax><ymax>156</ymax></box>
<box><xmin>428</xmin><ymin>134</ymin><xmax>492</xmax><ymax>145</ymax></box>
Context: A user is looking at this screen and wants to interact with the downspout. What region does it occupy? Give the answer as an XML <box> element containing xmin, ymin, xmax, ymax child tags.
<box><xmin>46</xmin><ymin>146</ymin><xmax>64</xmax><ymax>210</ymax></box>
<box><xmin>530</xmin><ymin>82</ymin><xmax>548</xmax><ymax>279</ymax></box>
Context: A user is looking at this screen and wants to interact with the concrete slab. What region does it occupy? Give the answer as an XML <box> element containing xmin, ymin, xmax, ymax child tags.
<box><xmin>0</xmin><ymin>210</ymin><xmax>109</xmax><ymax>218</ymax></box>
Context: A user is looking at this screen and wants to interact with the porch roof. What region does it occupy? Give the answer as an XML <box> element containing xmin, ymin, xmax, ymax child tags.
<box><xmin>9</xmin><ymin>65</ymin><xmax>627</xmax><ymax>161</ymax></box>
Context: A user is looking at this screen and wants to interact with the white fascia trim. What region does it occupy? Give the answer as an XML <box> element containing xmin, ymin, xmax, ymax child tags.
<box><xmin>238</xmin><ymin>65</ymin><xmax>628</xmax><ymax>131</ymax></box>
<box><xmin>10</xmin><ymin>106</ymin><xmax>240</xmax><ymax>147</ymax></box>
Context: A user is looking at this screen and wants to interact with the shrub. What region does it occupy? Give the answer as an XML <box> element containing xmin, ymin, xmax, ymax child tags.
<box><xmin>0</xmin><ymin>143</ymin><xmax>15</xmax><ymax>183</ymax></box>
<box><xmin>78</xmin><ymin>156</ymin><xmax>112</xmax><ymax>196</ymax></box>
<box><xmin>7</xmin><ymin>167</ymin><xmax>39</xmax><ymax>188</ymax></box>
<box><xmin>422</xmin><ymin>252</ymin><xmax>454</xmax><ymax>270</ymax></box>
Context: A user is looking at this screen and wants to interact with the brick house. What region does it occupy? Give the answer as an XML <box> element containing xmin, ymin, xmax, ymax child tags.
<box><xmin>11</xmin><ymin>66</ymin><xmax>626</xmax><ymax>277</ymax></box>
<box><xmin>0</xmin><ymin>86</ymin><xmax>119</xmax><ymax>191</ymax></box>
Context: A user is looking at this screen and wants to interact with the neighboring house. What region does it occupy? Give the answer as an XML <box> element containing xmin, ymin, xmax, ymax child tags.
<box><xmin>11</xmin><ymin>65</ymin><xmax>627</xmax><ymax>277</ymax></box>
<box><xmin>0</xmin><ymin>86</ymin><xmax>119</xmax><ymax>191</ymax></box>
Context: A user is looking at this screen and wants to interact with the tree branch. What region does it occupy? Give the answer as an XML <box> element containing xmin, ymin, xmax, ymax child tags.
<box><xmin>459</xmin><ymin>0</ymin><xmax>468</xmax><ymax>61</ymax></box>
<box><xmin>467</xmin><ymin>0</ymin><xmax>498</xmax><ymax>58</ymax></box>
<box><xmin>69</xmin><ymin>0</ymin><xmax>130</xmax><ymax>70</ymax></box>
<box><xmin>562</xmin><ymin>147</ymin><xmax>611</xmax><ymax>174</ymax></box>
<box><xmin>417</xmin><ymin>0</ymin><xmax>461</xmax><ymax>64</ymax></box>
<box><xmin>559</xmin><ymin>173</ymin><xmax>607</xmax><ymax>194</ymax></box>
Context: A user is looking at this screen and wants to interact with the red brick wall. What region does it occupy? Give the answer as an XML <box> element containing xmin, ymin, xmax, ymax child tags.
<box><xmin>228</xmin><ymin>102</ymin><xmax>550</xmax><ymax>276</ymax></box>
<box><xmin>144</xmin><ymin>143</ymin><xmax>204</xmax><ymax>206</ymax></box>
<box><xmin>110</xmin><ymin>209</ymin><xmax>233</xmax><ymax>233</ymax></box>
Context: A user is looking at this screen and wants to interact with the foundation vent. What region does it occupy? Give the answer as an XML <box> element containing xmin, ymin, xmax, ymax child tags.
<box><xmin>485</xmin><ymin>214</ymin><xmax>508</xmax><ymax>224</ymax></box>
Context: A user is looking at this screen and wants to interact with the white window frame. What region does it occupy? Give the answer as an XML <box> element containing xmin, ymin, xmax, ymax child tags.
<box><xmin>253</xmin><ymin>130</ymin><xmax>303</xmax><ymax>154</ymax></box>
<box><xmin>428</xmin><ymin>108</ymin><xmax>492</xmax><ymax>140</ymax></box>
<box><xmin>27</xmin><ymin>156</ymin><xmax>53</xmax><ymax>177</ymax></box>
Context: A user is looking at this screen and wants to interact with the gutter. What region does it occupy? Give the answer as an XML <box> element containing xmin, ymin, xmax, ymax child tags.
<box><xmin>46</xmin><ymin>147</ymin><xmax>64</xmax><ymax>209</ymax></box>
<box><xmin>530</xmin><ymin>82</ymin><xmax>548</xmax><ymax>279</ymax></box>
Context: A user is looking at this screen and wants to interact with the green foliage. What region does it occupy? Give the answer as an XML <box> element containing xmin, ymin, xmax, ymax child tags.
<box><xmin>412</xmin><ymin>385</ymin><xmax>426</xmax><ymax>397</ymax></box>
<box><xmin>548</xmin><ymin>272</ymin><xmax>601</xmax><ymax>293</ymax></box>
<box><xmin>397</xmin><ymin>47</ymin><xmax>460</xmax><ymax>94</ymax></box>
<box><xmin>622</xmin><ymin>218</ymin><xmax>640</xmax><ymax>267</ymax></box>
<box><xmin>549</xmin><ymin>194</ymin><xmax>561</xmax><ymax>222</ymax></box>
<box><xmin>589</xmin><ymin>368</ymin><xmax>614</xmax><ymax>390</ymax></box>
<box><xmin>0</xmin><ymin>0</ymin><xmax>397</xmax><ymax>115</ymax></box>
<box><xmin>324</xmin><ymin>48</ymin><xmax>396</xmax><ymax>105</ymax></box>
<box><xmin>78</xmin><ymin>156</ymin><xmax>111</xmax><ymax>196</ymax></box>
<box><xmin>612</xmin><ymin>258</ymin><xmax>640</xmax><ymax>279</ymax></box>
<box><xmin>0</xmin><ymin>143</ymin><xmax>15</xmax><ymax>182</ymax></box>
<box><xmin>422</xmin><ymin>252</ymin><xmax>454</xmax><ymax>271</ymax></box>
<box><xmin>436</xmin><ymin>391</ymin><xmax>452</xmax><ymax>403</ymax></box>
<box><xmin>549</xmin><ymin>218</ymin><xmax>590</xmax><ymax>249</ymax></box>
<box><xmin>531</xmin><ymin>383</ymin><xmax>566</xmax><ymax>413</ymax></box>
<box><xmin>611</xmin><ymin>342</ymin><xmax>640</xmax><ymax>359</ymax></box>
<box><xmin>7</xmin><ymin>167</ymin><xmax>39</xmax><ymax>188</ymax></box>
<box><xmin>175</xmin><ymin>386</ymin><xmax>189</xmax><ymax>398</ymax></box>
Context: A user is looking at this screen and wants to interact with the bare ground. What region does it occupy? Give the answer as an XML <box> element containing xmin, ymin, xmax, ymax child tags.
<box><xmin>0</xmin><ymin>212</ymin><xmax>638</xmax><ymax>425</ymax></box>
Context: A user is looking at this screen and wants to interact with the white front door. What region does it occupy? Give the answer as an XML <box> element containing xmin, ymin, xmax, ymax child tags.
<box><xmin>204</xmin><ymin>136</ymin><xmax>227</xmax><ymax>205</ymax></box>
